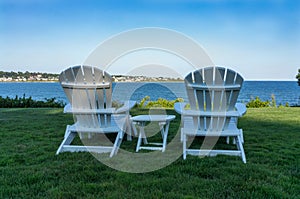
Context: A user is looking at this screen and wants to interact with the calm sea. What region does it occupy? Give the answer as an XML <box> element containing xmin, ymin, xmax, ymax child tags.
<box><xmin>0</xmin><ymin>81</ymin><xmax>299</xmax><ymax>106</ymax></box>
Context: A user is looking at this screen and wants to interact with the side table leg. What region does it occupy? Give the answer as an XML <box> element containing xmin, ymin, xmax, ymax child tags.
<box><xmin>161</xmin><ymin>122</ymin><xmax>170</xmax><ymax>152</ymax></box>
<box><xmin>141</xmin><ymin>126</ymin><xmax>148</xmax><ymax>144</ymax></box>
<box><xmin>136</xmin><ymin>125</ymin><xmax>148</xmax><ymax>152</ymax></box>
<box><xmin>136</xmin><ymin>127</ymin><xmax>143</xmax><ymax>152</ymax></box>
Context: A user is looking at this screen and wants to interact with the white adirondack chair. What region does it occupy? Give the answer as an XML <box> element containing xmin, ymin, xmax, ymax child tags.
<box><xmin>56</xmin><ymin>65</ymin><xmax>136</xmax><ymax>157</ymax></box>
<box><xmin>175</xmin><ymin>66</ymin><xmax>247</xmax><ymax>163</ymax></box>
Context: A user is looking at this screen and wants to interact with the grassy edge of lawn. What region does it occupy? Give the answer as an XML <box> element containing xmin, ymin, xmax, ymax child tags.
<box><xmin>0</xmin><ymin>107</ymin><xmax>299</xmax><ymax>198</ymax></box>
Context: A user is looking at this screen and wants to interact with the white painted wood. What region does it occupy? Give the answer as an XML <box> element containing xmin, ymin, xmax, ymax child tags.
<box><xmin>56</xmin><ymin>65</ymin><xmax>135</xmax><ymax>157</ymax></box>
<box><xmin>175</xmin><ymin>110</ymin><xmax>242</xmax><ymax>117</ymax></box>
<box><xmin>60</xmin><ymin>82</ymin><xmax>111</xmax><ymax>89</ymax></box>
<box><xmin>131</xmin><ymin>115</ymin><xmax>175</xmax><ymax>122</ymax></box>
<box><xmin>174</xmin><ymin>102</ymin><xmax>187</xmax><ymax>115</ymax></box>
<box><xmin>64</xmin><ymin>107</ymin><xmax>116</xmax><ymax>114</ymax></box>
<box><xmin>132</xmin><ymin>115</ymin><xmax>175</xmax><ymax>152</ymax></box>
<box><xmin>174</xmin><ymin>66</ymin><xmax>246</xmax><ymax>163</ymax></box>
<box><xmin>235</xmin><ymin>103</ymin><xmax>247</xmax><ymax>116</ymax></box>
<box><xmin>139</xmin><ymin>146</ymin><xmax>163</xmax><ymax>151</ymax></box>
<box><xmin>186</xmin><ymin>149</ymin><xmax>241</xmax><ymax>157</ymax></box>
<box><xmin>60</xmin><ymin>146</ymin><xmax>114</xmax><ymax>153</ymax></box>
<box><xmin>184</xmin><ymin>74</ymin><xmax>197</xmax><ymax>110</ymax></box>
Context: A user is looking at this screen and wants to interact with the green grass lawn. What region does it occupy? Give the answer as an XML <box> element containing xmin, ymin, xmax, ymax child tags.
<box><xmin>0</xmin><ymin>107</ymin><xmax>299</xmax><ymax>198</ymax></box>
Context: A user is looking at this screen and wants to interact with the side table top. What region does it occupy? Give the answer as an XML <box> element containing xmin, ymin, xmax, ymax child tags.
<box><xmin>131</xmin><ymin>115</ymin><xmax>175</xmax><ymax>122</ymax></box>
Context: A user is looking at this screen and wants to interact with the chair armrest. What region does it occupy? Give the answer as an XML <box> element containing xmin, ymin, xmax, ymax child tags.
<box><xmin>235</xmin><ymin>103</ymin><xmax>247</xmax><ymax>116</ymax></box>
<box><xmin>63</xmin><ymin>101</ymin><xmax>136</xmax><ymax>114</ymax></box>
<box><xmin>115</xmin><ymin>100</ymin><xmax>137</xmax><ymax>114</ymax></box>
<box><xmin>174</xmin><ymin>102</ymin><xmax>187</xmax><ymax>115</ymax></box>
<box><xmin>65</xmin><ymin>108</ymin><xmax>116</xmax><ymax>114</ymax></box>
<box><xmin>63</xmin><ymin>103</ymin><xmax>71</xmax><ymax>113</ymax></box>
<box><xmin>175</xmin><ymin>102</ymin><xmax>243</xmax><ymax>117</ymax></box>
<box><xmin>64</xmin><ymin>103</ymin><xmax>116</xmax><ymax>114</ymax></box>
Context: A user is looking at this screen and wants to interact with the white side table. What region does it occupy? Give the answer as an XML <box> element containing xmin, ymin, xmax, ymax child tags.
<box><xmin>131</xmin><ymin>115</ymin><xmax>175</xmax><ymax>152</ymax></box>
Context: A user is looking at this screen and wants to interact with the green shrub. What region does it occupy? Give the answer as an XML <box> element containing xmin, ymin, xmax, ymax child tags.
<box><xmin>137</xmin><ymin>96</ymin><xmax>150</xmax><ymax>108</ymax></box>
<box><xmin>138</xmin><ymin>96</ymin><xmax>184</xmax><ymax>109</ymax></box>
<box><xmin>279</xmin><ymin>102</ymin><xmax>290</xmax><ymax>108</ymax></box>
<box><xmin>246</xmin><ymin>97</ymin><xmax>270</xmax><ymax>108</ymax></box>
<box><xmin>246</xmin><ymin>95</ymin><xmax>291</xmax><ymax>108</ymax></box>
<box><xmin>285</xmin><ymin>102</ymin><xmax>290</xmax><ymax>107</ymax></box>
<box><xmin>0</xmin><ymin>95</ymin><xmax>65</xmax><ymax>108</ymax></box>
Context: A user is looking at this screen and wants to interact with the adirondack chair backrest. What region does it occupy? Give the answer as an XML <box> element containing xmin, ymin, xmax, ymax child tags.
<box><xmin>184</xmin><ymin>66</ymin><xmax>243</xmax><ymax>131</ymax></box>
<box><xmin>59</xmin><ymin>65</ymin><xmax>113</xmax><ymax>128</ymax></box>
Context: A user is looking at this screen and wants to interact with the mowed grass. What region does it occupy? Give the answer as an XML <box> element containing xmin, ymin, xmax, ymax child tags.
<box><xmin>0</xmin><ymin>107</ymin><xmax>299</xmax><ymax>198</ymax></box>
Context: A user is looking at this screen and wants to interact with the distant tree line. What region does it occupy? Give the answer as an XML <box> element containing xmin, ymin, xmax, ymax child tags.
<box><xmin>0</xmin><ymin>71</ymin><xmax>59</xmax><ymax>79</ymax></box>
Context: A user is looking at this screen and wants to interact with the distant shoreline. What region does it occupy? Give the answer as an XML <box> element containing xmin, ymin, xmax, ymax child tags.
<box><xmin>0</xmin><ymin>80</ymin><xmax>184</xmax><ymax>83</ymax></box>
<box><xmin>0</xmin><ymin>81</ymin><xmax>59</xmax><ymax>83</ymax></box>
<box><xmin>0</xmin><ymin>80</ymin><xmax>297</xmax><ymax>83</ymax></box>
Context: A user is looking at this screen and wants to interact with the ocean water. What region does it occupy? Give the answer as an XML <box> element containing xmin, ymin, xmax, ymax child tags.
<box><xmin>0</xmin><ymin>81</ymin><xmax>299</xmax><ymax>106</ymax></box>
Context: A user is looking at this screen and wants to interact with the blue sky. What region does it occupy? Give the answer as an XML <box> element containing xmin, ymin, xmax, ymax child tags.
<box><xmin>0</xmin><ymin>0</ymin><xmax>299</xmax><ymax>80</ymax></box>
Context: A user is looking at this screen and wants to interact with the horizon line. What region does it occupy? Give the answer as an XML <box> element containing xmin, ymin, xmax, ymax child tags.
<box><xmin>0</xmin><ymin>70</ymin><xmax>297</xmax><ymax>81</ymax></box>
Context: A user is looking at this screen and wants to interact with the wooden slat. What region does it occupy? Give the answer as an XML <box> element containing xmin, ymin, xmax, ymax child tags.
<box><xmin>183</xmin><ymin>127</ymin><xmax>241</xmax><ymax>136</ymax></box>
<box><xmin>86</xmin><ymin>88</ymin><xmax>97</xmax><ymax>110</ymax></box>
<box><xmin>214</xmin><ymin>68</ymin><xmax>225</xmax><ymax>113</ymax></box>
<box><xmin>105</xmin><ymin>88</ymin><xmax>112</xmax><ymax>108</ymax></box>
<box><xmin>73</xmin><ymin>82</ymin><xmax>91</xmax><ymax>127</ymax></box>
<box><xmin>83</xmin><ymin>67</ymin><xmax>97</xmax><ymax>115</ymax></box>
<box><xmin>103</xmin><ymin>71</ymin><xmax>112</xmax><ymax>108</ymax></box>
<box><xmin>225</xmin><ymin>69</ymin><xmax>236</xmax><ymax>85</ymax></box>
<box><xmin>93</xmin><ymin>68</ymin><xmax>105</xmax><ymax>109</ymax></box>
<box><xmin>71</xmin><ymin>66</ymin><xmax>82</xmax><ymax>82</ymax></box>
<box><xmin>59</xmin><ymin>68</ymin><xmax>75</xmax><ymax>104</ymax></box>
<box><xmin>95</xmin><ymin>70</ymin><xmax>103</xmax><ymax>109</ymax></box>
<box><xmin>101</xmin><ymin>71</ymin><xmax>112</xmax><ymax>126</ymax></box>
<box><xmin>213</xmin><ymin>90</ymin><xmax>221</xmax><ymax>111</ymax></box>
<box><xmin>93</xmin><ymin>68</ymin><xmax>104</xmax><ymax>83</ymax></box>
<box><xmin>217</xmin><ymin>116</ymin><xmax>226</xmax><ymax>131</ymax></box>
<box><xmin>185</xmin><ymin>73</ymin><xmax>197</xmax><ymax>109</ymax></box>
<box><xmin>83</xmin><ymin>66</ymin><xmax>94</xmax><ymax>84</ymax></box>
<box><xmin>229</xmin><ymin>73</ymin><xmax>243</xmax><ymax>110</ymax></box>
<box><xmin>215</xmin><ymin>67</ymin><xmax>225</xmax><ymax>85</ymax></box>
<box><xmin>229</xmin><ymin>90</ymin><xmax>240</xmax><ymax>110</ymax></box>
<box><xmin>203</xmin><ymin>68</ymin><xmax>212</xmax><ymax>126</ymax></box>
<box><xmin>186</xmin><ymin>149</ymin><xmax>241</xmax><ymax>156</ymax></box>
<box><xmin>70</xmin><ymin>67</ymin><xmax>88</xmax><ymax>109</ymax></box>
<box><xmin>96</xmin><ymin>89</ymin><xmax>105</xmax><ymax>109</ymax></box>
<box><xmin>203</xmin><ymin>67</ymin><xmax>214</xmax><ymax>85</ymax></box>
<box><xmin>181</xmin><ymin>109</ymin><xmax>241</xmax><ymax>117</ymax></box>
<box><xmin>194</xmin><ymin>70</ymin><xmax>205</xmax><ymax>111</ymax></box>
<box><xmin>205</xmin><ymin>90</ymin><xmax>211</xmax><ymax>111</ymax></box>
<box><xmin>235</xmin><ymin>73</ymin><xmax>244</xmax><ymax>86</ymax></box>
<box><xmin>193</xmin><ymin>70</ymin><xmax>203</xmax><ymax>84</ymax></box>
<box><xmin>61</xmin><ymin>146</ymin><xmax>114</xmax><ymax>153</ymax></box>
<box><xmin>61</xmin><ymin>67</ymin><xmax>75</xmax><ymax>83</ymax></box>
<box><xmin>195</xmin><ymin>89</ymin><xmax>204</xmax><ymax>109</ymax></box>
<box><xmin>64</xmin><ymin>108</ymin><xmax>116</xmax><ymax>114</ymax></box>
